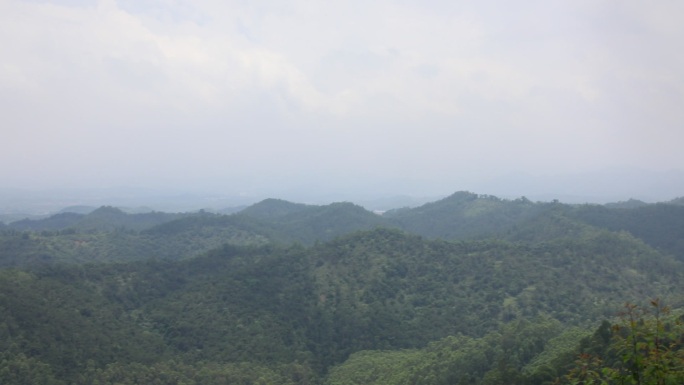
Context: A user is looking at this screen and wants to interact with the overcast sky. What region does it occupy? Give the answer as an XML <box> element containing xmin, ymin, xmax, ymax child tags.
<box><xmin>2</xmin><ymin>0</ymin><xmax>684</xmax><ymax>203</ymax></box>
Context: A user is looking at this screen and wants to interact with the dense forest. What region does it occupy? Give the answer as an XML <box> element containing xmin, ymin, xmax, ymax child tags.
<box><xmin>1</xmin><ymin>192</ymin><xmax>683</xmax><ymax>384</ymax></box>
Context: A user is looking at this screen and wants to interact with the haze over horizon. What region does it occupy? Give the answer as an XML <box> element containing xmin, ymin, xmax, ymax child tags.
<box><xmin>3</xmin><ymin>1</ymin><xmax>684</xmax><ymax>208</ymax></box>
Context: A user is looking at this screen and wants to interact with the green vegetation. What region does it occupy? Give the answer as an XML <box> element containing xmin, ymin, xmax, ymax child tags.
<box><xmin>1</xmin><ymin>192</ymin><xmax>684</xmax><ymax>384</ymax></box>
<box><xmin>7</xmin><ymin>206</ymin><xmax>190</xmax><ymax>232</ymax></box>
<box><xmin>557</xmin><ymin>300</ymin><xmax>684</xmax><ymax>385</ymax></box>
<box><xmin>569</xmin><ymin>204</ymin><xmax>684</xmax><ymax>261</ymax></box>
<box><xmin>384</xmin><ymin>191</ymin><xmax>544</xmax><ymax>240</ymax></box>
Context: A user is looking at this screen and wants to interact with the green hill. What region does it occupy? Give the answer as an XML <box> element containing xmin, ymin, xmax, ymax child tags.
<box><xmin>3</xmin><ymin>191</ymin><xmax>684</xmax><ymax>384</ymax></box>
<box><xmin>5</xmin><ymin>192</ymin><xmax>684</xmax><ymax>268</ymax></box>
<box><xmin>237</xmin><ymin>199</ymin><xmax>391</xmax><ymax>243</ymax></box>
<box><xmin>383</xmin><ymin>191</ymin><xmax>546</xmax><ymax>239</ymax></box>
<box><xmin>568</xmin><ymin>203</ymin><xmax>684</xmax><ymax>260</ymax></box>
<box><xmin>1</xmin><ymin>227</ymin><xmax>682</xmax><ymax>384</ymax></box>
<box><xmin>604</xmin><ymin>198</ymin><xmax>648</xmax><ymax>209</ymax></box>
<box><xmin>238</xmin><ymin>198</ymin><xmax>311</xmax><ymax>219</ymax></box>
<box><xmin>7</xmin><ymin>212</ymin><xmax>84</xmax><ymax>231</ymax></box>
<box><xmin>669</xmin><ymin>196</ymin><xmax>684</xmax><ymax>205</ymax></box>
<box><xmin>7</xmin><ymin>206</ymin><xmax>188</xmax><ymax>232</ymax></box>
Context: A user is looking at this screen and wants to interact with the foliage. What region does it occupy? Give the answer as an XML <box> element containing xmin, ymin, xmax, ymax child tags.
<box><xmin>604</xmin><ymin>199</ymin><xmax>649</xmax><ymax>209</ymax></box>
<box><xmin>0</xmin><ymin>219</ymin><xmax>268</xmax><ymax>267</ymax></box>
<box><xmin>237</xmin><ymin>200</ymin><xmax>391</xmax><ymax>244</ymax></box>
<box><xmin>7</xmin><ymin>206</ymin><xmax>190</xmax><ymax>232</ymax></box>
<box><xmin>2</xmin><ymin>192</ymin><xmax>684</xmax><ymax>384</ymax></box>
<box><xmin>239</xmin><ymin>198</ymin><xmax>311</xmax><ymax>219</ymax></box>
<box><xmin>558</xmin><ymin>300</ymin><xmax>684</xmax><ymax>385</ymax></box>
<box><xmin>570</xmin><ymin>204</ymin><xmax>684</xmax><ymax>261</ymax></box>
<box><xmin>0</xmin><ymin>353</ymin><xmax>64</xmax><ymax>385</ymax></box>
<box><xmin>383</xmin><ymin>192</ymin><xmax>545</xmax><ymax>240</ymax></box>
<box><xmin>5</xmin><ymin>193</ymin><xmax>684</xmax><ymax>268</ymax></box>
<box><xmin>324</xmin><ymin>318</ymin><xmax>571</xmax><ymax>385</ymax></box>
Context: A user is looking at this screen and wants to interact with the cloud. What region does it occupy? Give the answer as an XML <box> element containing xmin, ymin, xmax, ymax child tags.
<box><xmin>1</xmin><ymin>0</ymin><xmax>683</xmax><ymax>197</ymax></box>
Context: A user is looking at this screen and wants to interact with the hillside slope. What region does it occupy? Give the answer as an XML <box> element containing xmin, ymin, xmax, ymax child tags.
<box><xmin>1</xmin><ymin>228</ymin><xmax>681</xmax><ymax>384</ymax></box>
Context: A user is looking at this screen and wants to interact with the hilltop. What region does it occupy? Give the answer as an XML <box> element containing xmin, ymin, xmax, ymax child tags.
<box><xmin>3</xmin><ymin>191</ymin><xmax>684</xmax><ymax>266</ymax></box>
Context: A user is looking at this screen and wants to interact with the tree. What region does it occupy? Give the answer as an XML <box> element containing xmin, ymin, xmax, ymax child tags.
<box><xmin>558</xmin><ymin>299</ymin><xmax>684</xmax><ymax>385</ymax></box>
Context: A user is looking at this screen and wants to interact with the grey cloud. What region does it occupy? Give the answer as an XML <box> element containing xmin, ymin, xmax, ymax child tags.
<box><xmin>1</xmin><ymin>0</ymin><xmax>683</xmax><ymax>201</ymax></box>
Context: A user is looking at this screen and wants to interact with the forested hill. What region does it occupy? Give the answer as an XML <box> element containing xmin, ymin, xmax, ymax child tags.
<box><xmin>1</xmin><ymin>228</ymin><xmax>682</xmax><ymax>384</ymax></box>
<box><xmin>143</xmin><ymin>192</ymin><xmax>684</xmax><ymax>259</ymax></box>
<box><xmin>3</xmin><ymin>192</ymin><xmax>684</xmax><ymax>267</ymax></box>
<box><xmin>238</xmin><ymin>198</ymin><xmax>311</xmax><ymax>219</ymax></box>
<box><xmin>567</xmin><ymin>203</ymin><xmax>684</xmax><ymax>260</ymax></box>
<box><xmin>144</xmin><ymin>200</ymin><xmax>389</xmax><ymax>248</ymax></box>
<box><xmin>669</xmin><ymin>196</ymin><xmax>684</xmax><ymax>205</ymax></box>
<box><xmin>383</xmin><ymin>191</ymin><xmax>545</xmax><ymax>239</ymax></box>
<box><xmin>7</xmin><ymin>206</ymin><xmax>189</xmax><ymax>232</ymax></box>
<box><xmin>236</xmin><ymin>200</ymin><xmax>390</xmax><ymax>244</ymax></box>
<box><xmin>2</xmin><ymin>191</ymin><xmax>684</xmax><ymax>384</ymax></box>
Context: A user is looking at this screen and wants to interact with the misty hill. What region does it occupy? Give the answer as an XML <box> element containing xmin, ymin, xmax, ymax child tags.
<box><xmin>0</xmin><ymin>214</ymin><xmax>272</xmax><ymax>268</ymax></box>
<box><xmin>567</xmin><ymin>203</ymin><xmax>684</xmax><ymax>260</ymax></box>
<box><xmin>669</xmin><ymin>196</ymin><xmax>684</xmax><ymax>205</ymax></box>
<box><xmin>383</xmin><ymin>191</ymin><xmax>547</xmax><ymax>239</ymax></box>
<box><xmin>58</xmin><ymin>205</ymin><xmax>98</xmax><ymax>214</ymax></box>
<box><xmin>149</xmin><ymin>200</ymin><xmax>391</xmax><ymax>246</ymax></box>
<box><xmin>7</xmin><ymin>205</ymin><xmax>189</xmax><ymax>232</ymax></box>
<box><xmin>6</xmin><ymin>212</ymin><xmax>84</xmax><ymax>231</ymax></box>
<box><xmin>0</xmin><ymin>227</ymin><xmax>682</xmax><ymax>384</ymax></box>
<box><xmin>63</xmin><ymin>206</ymin><xmax>187</xmax><ymax>232</ymax></box>
<box><xmin>238</xmin><ymin>198</ymin><xmax>311</xmax><ymax>219</ymax></box>
<box><xmin>213</xmin><ymin>205</ymin><xmax>248</xmax><ymax>215</ymax></box>
<box><xmin>5</xmin><ymin>191</ymin><xmax>684</xmax><ymax>268</ymax></box>
<box><xmin>603</xmin><ymin>198</ymin><xmax>648</xmax><ymax>209</ymax></box>
<box><xmin>236</xmin><ymin>201</ymin><xmax>389</xmax><ymax>244</ymax></box>
<box><xmin>380</xmin><ymin>192</ymin><xmax>684</xmax><ymax>261</ymax></box>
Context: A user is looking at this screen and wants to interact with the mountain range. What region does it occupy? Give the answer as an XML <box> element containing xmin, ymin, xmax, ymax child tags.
<box><xmin>1</xmin><ymin>191</ymin><xmax>683</xmax><ymax>384</ymax></box>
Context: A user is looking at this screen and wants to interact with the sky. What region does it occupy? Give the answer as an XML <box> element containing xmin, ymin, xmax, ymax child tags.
<box><xmin>2</xmin><ymin>0</ymin><xmax>684</xmax><ymax>206</ymax></box>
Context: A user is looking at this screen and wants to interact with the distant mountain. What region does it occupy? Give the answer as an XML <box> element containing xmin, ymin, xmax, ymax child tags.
<box><xmin>58</xmin><ymin>205</ymin><xmax>98</xmax><ymax>214</ymax></box>
<box><xmin>355</xmin><ymin>194</ymin><xmax>440</xmax><ymax>212</ymax></box>
<box><xmin>0</xmin><ymin>215</ymin><xmax>271</xmax><ymax>268</ymax></box>
<box><xmin>239</xmin><ymin>200</ymin><xmax>390</xmax><ymax>244</ymax></box>
<box><xmin>380</xmin><ymin>192</ymin><xmax>684</xmax><ymax>259</ymax></box>
<box><xmin>8</xmin><ymin>212</ymin><xmax>84</xmax><ymax>231</ymax></box>
<box><xmin>153</xmin><ymin>200</ymin><xmax>392</xmax><ymax>246</ymax></box>
<box><xmin>119</xmin><ymin>206</ymin><xmax>156</xmax><ymax>214</ymax></box>
<box><xmin>383</xmin><ymin>191</ymin><xmax>546</xmax><ymax>239</ymax></box>
<box><xmin>568</xmin><ymin>203</ymin><xmax>684</xmax><ymax>260</ymax></box>
<box><xmin>6</xmin><ymin>191</ymin><xmax>684</xmax><ymax>267</ymax></box>
<box><xmin>0</xmin><ymin>213</ymin><xmax>49</xmax><ymax>225</ymax></box>
<box><xmin>7</xmin><ymin>205</ymin><xmax>189</xmax><ymax>232</ymax></box>
<box><xmin>142</xmin><ymin>211</ymin><xmax>272</xmax><ymax>250</ymax></box>
<box><xmin>669</xmin><ymin>196</ymin><xmax>684</xmax><ymax>206</ymax></box>
<box><xmin>214</xmin><ymin>205</ymin><xmax>248</xmax><ymax>215</ymax></box>
<box><xmin>604</xmin><ymin>199</ymin><xmax>648</xmax><ymax>209</ymax></box>
<box><xmin>238</xmin><ymin>198</ymin><xmax>310</xmax><ymax>219</ymax></box>
<box><xmin>264</xmin><ymin>201</ymin><xmax>390</xmax><ymax>243</ymax></box>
